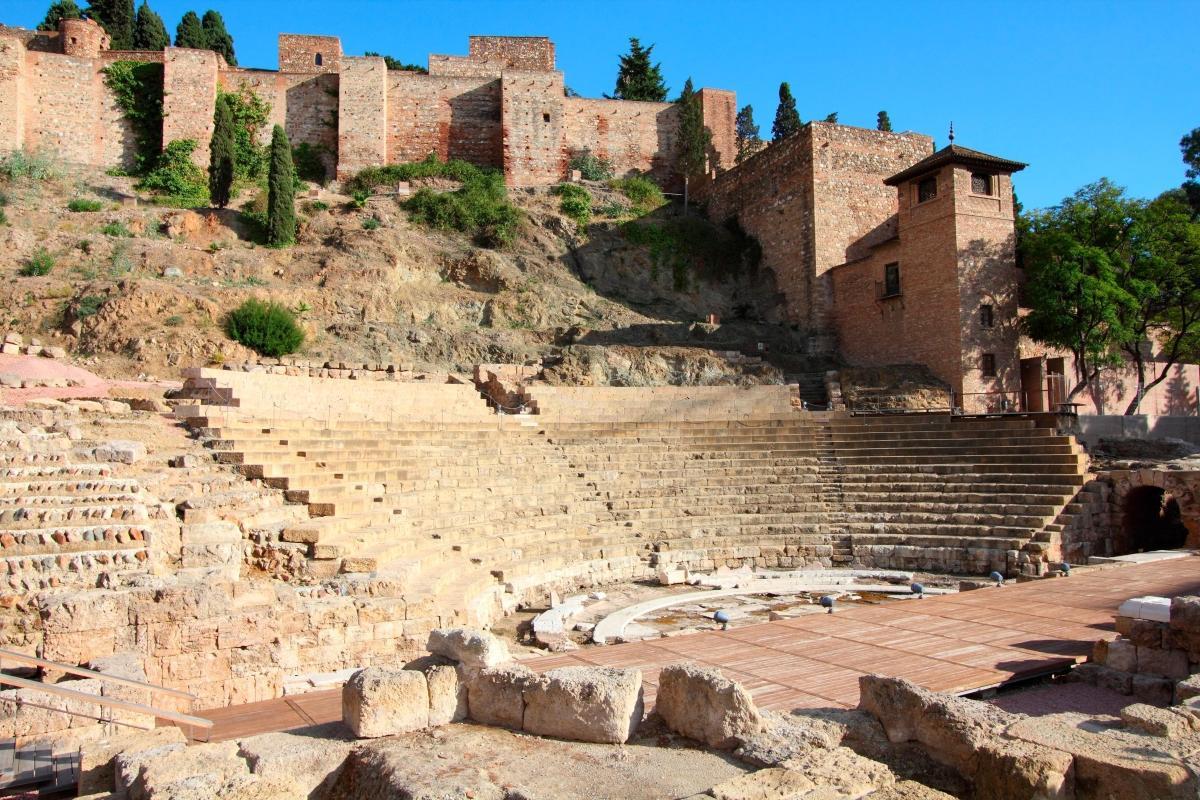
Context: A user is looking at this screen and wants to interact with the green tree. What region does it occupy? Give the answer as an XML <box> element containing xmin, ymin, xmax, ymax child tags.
<box><xmin>612</xmin><ymin>37</ymin><xmax>667</xmax><ymax>102</ymax></box>
<box><xmin>131</xmin><ymin>0</ymin><xmax>169</xmax><ymax>50</ymax></box>
<box><xmin>823</xmin><ymin>112</ymin><xmax>839</xmax><ymax>124</ymax></box>
<box><xmin>1181</xmin><ymin>126</ymin><xmax>1200</xmax><ymax>217</ymax></box>
<box><xmin>772</xmin><ymin>82</ymin><xmax>801</xmax><ymax>141</ymax></box>
<box><xmin>735</xmin><ymin>104</ymin><xmax>760</xmax><ymax>164</ymax></box>
<box><xmin>266</xmin><ymin>125</ymin><xmax>295</xmax><ymax>247</ymax></box>
<box><xmin>37</xmin><ymin>0</ymin><xmax>82</xmax><ymax>31</ymax></box>
<box><xmin>877</xmin><ymin>110</ymin><xmax>892</xmax><ymax>132</ymax></box>
<box><xmin>174</xmin><ymin>10</ymin><xmax>204</xmax><ymax>48</ymax></box>
<box><xmin>1021</xmin><ymin>178</ymin><xmax>1200</xmax><ymax>411</ymax></box>
<box><xmin>200</xmin><ymin>10</ymin><xmax>235</xmax><ymax>65</ymax></box>
<box><xmin>363</xmin><ymin>51</ymin><xmax>428</xmax><ymax>74</ymax></box>
<box><xmin>88</xmin><ymin>0</ymin><xmax>135</xmax><ymax>50</ymax></box>
<box><xmin>675</xmin><ymin>77</ymin><xmax>712</xmax><ymax>214</ymax></box>
<box><xmin>208</xmin><ymin>94</ymin><xmax>235</xmax><ymax>208</ymax></box>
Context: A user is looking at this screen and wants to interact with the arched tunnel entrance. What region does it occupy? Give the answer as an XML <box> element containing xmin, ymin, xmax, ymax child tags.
<box><xmin>1120</xmin><ymin>485</ymin><xmax>1189</xmax><ymax>554</ymax></box>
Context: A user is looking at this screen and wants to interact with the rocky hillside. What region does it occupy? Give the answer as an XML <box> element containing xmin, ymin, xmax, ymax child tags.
<box><xmin>0</xmin><ymin>164</ymin><xmax>823</xmax><ymax>386</ymax></box>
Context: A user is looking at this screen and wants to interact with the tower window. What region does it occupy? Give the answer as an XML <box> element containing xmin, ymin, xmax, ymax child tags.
<box><xmin>980</xmin><ymin>304</ymin><xmax>994</xmax><ymax>328</ymax></box>
<box><xmin>971</xmin><ymin>172</ymin><xmax>993</xmax><ymax>195</ymax></box>
<box><xmin>315</xmin><ymin>53</ymin><xmax>323</xmax><ymax>66</ymax></box>
<box><xmin>543</xmin><ymin>112</ymin><xmax>551</xmax><ymax>123</ymax></box>
<box><xmin>917</xmin><ymin>176</ymin><xmax>937</xmax><ymax>203</ymax></box>
<box><xmin>981</xmin><ymin>353</ymin><xmax>997</xmax><ymax>377</ymax></box>
<box><xmin>882</xmin><ymin>262</ymin><xmax>901</xmax><ymax>298</ymax></box>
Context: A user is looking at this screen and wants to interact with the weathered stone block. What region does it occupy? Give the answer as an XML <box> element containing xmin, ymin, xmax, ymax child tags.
<box><xmin>426</xmin><ymin>627</ymin><xmax>510</xmax><ymax>670</ymax></box>
<box><xmin>425</xmin><ymin>664</ymin><xmax>467</xmax><ymax>726</ymax></box>
<box><xmin>655</xmin><ymin>662</ymin><xmax>762</xmax><ymax>749</ymax></box>
<box><xmin>1102</xmin><ymin>638</ymin><xmax>1137</xmax><ymax>672</ymax></box>
<box><xmin>466</xmin><ymin>664</ymin><xmax>537</xmax><ymax>730</ymax></box>
<box><xmin>1120</xmin><ymin>703</ymin><xmax>1198</xmax><ymax>739</ymax></box>
<box><xmin>342</xmin><ymin>667</ymin><xmax>429</xmax><ymax>738</ymax></box>
<box><xmin>973</xmin><ymin>736</ymin><xmax>1074</xmax><ymax>800</ymax></box>
<box><xmin>523</xmin><ymin>666</ymin><xmax>643</xmax><ymax>744</ymax></box>
<box><xmin>1170</xmin><ymin>596</ymin><xmax>1200</xmax><ymax>633</ymax></box>
<box><xmin>1138</xmin><ymin>646</ymin><xmax>1189</xmax><ymax>679</ymax></box>
<box><xmin>1133</xmin><ymin>673</ymin><xmax>1177</xmax><ymax>705</ymax></box>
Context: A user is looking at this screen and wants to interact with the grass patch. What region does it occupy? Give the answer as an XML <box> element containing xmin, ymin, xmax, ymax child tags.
<box><xmin>622</xmin><ymin>216</ymin><xmax>762</xmax><ymax>291</ymax></box>
<box><xmin>68</xmin><ymin>198</ymin><xmax>104</xmax><ymax>212</ymax></box>
<box><xmin>20</xmin><ymin>249</ymin><xmax>54</xmax><ymax>277</ymax></box>
<box><xmin>344</xmin><ymin>154</ymin><xmax>487</xmax><ymax>195</ymax></box>
<box><xmin>404</xmin><ymin>169</ymin><xmax>521</xmax><ymax>248</ymax></box>
<box><xmin>75</xmin><ymin>295</ymin><xmax>106</xmax><ymax>318</ymax></box>
<box><xmin>101</xmin><ymin>222</ymin><xmax>132</xmax><ymax>238</ymax></box>
<box><xmin>224</xmin><ymin>298</ymin><xmax>305</xmax><ymax>357</ymax></box>
<box><xmin>164</xmin><ymin>315</ymin><xmax>184</xmax><ymax>326</ymax></box>
<box><xmin>609</xmin><ymin>176</ymin><xmax>665</xmax><ymax>215</ymax></box>
<box><xmin>362</xmin><ymin>216</ymin><xmax>381</xmax><ymax>230</ymax></box>
<box><xmin>304</xmin><ymin>200</ymin><xmax>329</xmax><ymax>213</ymax></box>
<box><xmin>552</xmin><ymin>183</ymin><xmax>591</xmax><ymax>228</ymax></box>
<box><xmin>0</xmin><ymin>148</ymin><xmax>59</xmax><ymax>181</ymax></box>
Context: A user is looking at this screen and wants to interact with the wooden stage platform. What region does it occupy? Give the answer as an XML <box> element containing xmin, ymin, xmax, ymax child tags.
<box><xmin>194</xmin><ymin>555</ymin><xmax>1200</xmax><ymax>742</ymax></box>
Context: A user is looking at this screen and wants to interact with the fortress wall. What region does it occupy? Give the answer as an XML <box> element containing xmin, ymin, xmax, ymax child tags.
<box><xmin>278</xmin><ymin>34</ymin><xmax>340</xmax><ymax>74</ymax></box>
<box><xmin>502</xmin><ymin>70</ymin><xmax>565</xmax><ymax>186</ymax></box>
<box><xmin>699</xmin><ymin>128</ymin><xmax>818</xmax><ymax>326</ymax></box>
<box><xmin>386</xmin><ymin>73</ymin><xmax>502</xmax><ymax>168</ymax></box>
<box><xmin>0</xmin><ymin>36</ymin><xmax>25</xmax><ymax>153</ymax></box>
<box><xmin>699</xmin><ymin>88</ymin><xmax>737</xmax><ymax>171</ymax></box>
<box><xmin>163</xmin><ymin>47</ymin><xmax>219</xmax><ymax>166</ymax></box>
<box><xmin>21</xmin><ymin>51</ymin><xmax>104</xmax><ymax>164</ymax></box>
<box><xmin>562</xmin><ymin>97</ymin><xmax>680</xmax><ymax>184</ymax></box>
<box><xmin>468</xmin><ymin>36</ymin><xmax>555</xmax><ymax>70</ymax></box>
<box><xmin>809</xmin><ymin>122</ymin><xmax>933</xmax><ymax>330</ymax></box>
<box><xmin>337</xmin><ymin>55</ymin><xmax>388</xmax><ymax>178</ymax></box>
<box><xmin>221</xmin><ymin>69</ymin><xmax>338</xmax><ymax>174</ymax></box>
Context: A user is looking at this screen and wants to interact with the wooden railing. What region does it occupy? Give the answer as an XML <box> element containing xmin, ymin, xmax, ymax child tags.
<box><xmin>0</xmin><ymin>648</ymin><xmax>212</xmax><ymax>738</ymax></box>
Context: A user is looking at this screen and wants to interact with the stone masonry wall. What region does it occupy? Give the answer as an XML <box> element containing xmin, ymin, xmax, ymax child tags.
<box><xmin>502</xmin><ymin>71</ymin><xmax>565</xmax><ymax>186</ymax></box>
<box><xmin>562</xmin><ymin>97</ymin><xmax>680</xmax><ymax>184</ymax></box>
<box><xmin>0</xmin><ymin>36</ymin><xmax>25</xmax><ymax>152</ymax></box>
<box><xmin>220</xmin><ymin>69</ymin><xmax>339</xmax><ymax>175</ymax></box>
<box><xmin>387</xmin><ymin>73</ymin><xmax>502</xmax><ymax>168</ymax></box>
<box><xmin>337</xmin><ymin>55</ymin><xmax>388</xmax><ymax>179</ymax></box>
<box><xmin>699</xmin><ymin>88</ymin><xmax>736</xmax><ymax>172</ymax></box>
<box><xmin>469</xmin><ymin>36</ymin><xmax>555</xmax><ymax>71</ymax></box>
<box><xmin>162</xmin><ymin>47</ymin><xmax>220</xmax><ymax>167</ymax></box>
<box><xmin>278</xmin><ymin>34</ymin><xmax>341</xmax><ymax>74</ymax></box>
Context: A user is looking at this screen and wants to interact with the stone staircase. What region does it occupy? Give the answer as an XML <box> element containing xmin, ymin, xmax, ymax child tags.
<box><xmin>172</xmin><ymin>369</ymin><xmax>1090</xmax><ymax>633</ymax></box>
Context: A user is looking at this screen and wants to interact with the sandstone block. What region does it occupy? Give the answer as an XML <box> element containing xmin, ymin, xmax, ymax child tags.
<box><xmin>78</xmin><ymin>725</ymin><xmax>186</xmax><ymax>795</ymax></box>
<box><xmin>1170</xmin><ymin>596</ymin><xmax>1200</xmax><ymax>633</ymax></box>
<box><xmin>780</xmin><ymin>746</ymin><xmax>895</xmax><ymax>796</ymax></box>
<box><xmin>1121</xmin><ymin>703</ymin><xmax>1198</xmax><ymax>738</ymax></box>
<box><xmin>424</xmin><ymin>664</ymin><xmax>467</xmax><ymax>726</ymax></box>
<box><xmin>973</xmin><ymin>736</ymin><xmax>1074</xmax><ymax>800</ymax></box>
<box><xmin>523</xmin><ymin>666</ymin><xmax>643</xmax><ymax>744</ymax></box>
<box><xmin>655</xmin><ymin>662</ymin><xmax>762</xmax><ymax>749</ymax></box>
<box><xmin>1175</xmin><ymin>673</ymin><xmax>1200</xmax><ymax>703</ymax></box>
<box><xmin>120</xmin><ymin>739</ymin><xmax>245</xmax><ymax>800</ymax></box>
<box><xmin>342</xmin><ymin>667</ymin><xmax>429</xmax><ymax>738</ymax></box>
<box><xmin>94</xmin><ymin>440</ymin><xmax>146</xmax><ymax>465</ymax></box>
<box><xmin>1101</xmin><ymin>638</ymin><xmax>1137</xmax><ymax>672</ymax></box>
<box><xmin>1138</xmin><ymin>645</ymin><xmax>1189</xmax><ymax>679</ymax></box>
<box><xmin>426</xmin><ymin>627</ymin><xmax>510</xmax><ymax>670</ymax></box>
<box><xmin>466</xmin><ymin>664</ymin><xmax>538</xmax><ymax>730</ymax></box>
<box><xmin>707</xmin><ymin>766</ymin><xmax>816</xmax><ymax>800</ymax></box>
<box><xmin>1133</xmin><ymin>673</ymin><xmax>1176</xmax><ymax>705</ymax></box>
<box><xmin>236</xmin><ymin>722</ymin><xmax>354</xmax><ymax>797</ymax></box>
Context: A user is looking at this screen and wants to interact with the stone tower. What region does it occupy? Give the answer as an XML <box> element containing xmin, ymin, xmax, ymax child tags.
<box><xmin>59</xmin><ymin>17</ymin><xmax>109</xmax><ymax>58</ymax></box>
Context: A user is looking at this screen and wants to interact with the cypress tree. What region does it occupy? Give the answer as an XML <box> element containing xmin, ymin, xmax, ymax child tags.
<box><xmin>174</xmin><ymin>10</ymin><xmax>204</xmax><ymax>48</ymax></box>
<box><xmin>824</xmin><ymin>112</ymin><xmax>839</xmax><ymax>124</ymax></box>
<box><xmin>132</xmin><ymin>1</ymin><xmax>169</xmax><ymax>50</ymax></box>
<box><xmin>876</xmin><ymin>110</ymin><xmax>893</xmax><ymax>132</ymax></box>
<box><xmin>266</xmin><ymin>125</ymin><xmax>295</xmax><ymax>247</ymax></box>
<box><xmin>772</xmin><ymin>82</ymin><xmax>801</xmax><ymax>141</ymax></box>
<box><xmin>208</xmin><ymin>94</ymin><xmax>236</xmax><ymax>209</ymax></box>
<box><xmin>675</xmin><ymin>77</ymin><xmax>712</xmax><ymax>213</ymax></box>
<box><xmin>201</xmin><ymin>10</ymin><xmax>236</xmax><ymax>65</ymax></box>
<box><xmin>735</xmin><ymin>104</ymin><xmax>761</xmax><ymax>163</ymax></box>
<box><xmin>612</xmin><ymin>37</ymin><xmax>668</xmax><ymax>102</ymax></box>
<box><xmin>89</xmin><ymin>0</ymin><xmax>135</xmax><ymax>50</ymax></box>
<box><xmin>37</xmin><ymin>0</ymin><xmax>82</xmax><ymax>31</ymax></box>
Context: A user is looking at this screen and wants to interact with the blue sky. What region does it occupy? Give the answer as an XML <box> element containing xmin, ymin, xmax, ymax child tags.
<box><xmin>7</xmin><ymin>0</ymin><xmax>1197</xmax><ymax>209</ymax></box>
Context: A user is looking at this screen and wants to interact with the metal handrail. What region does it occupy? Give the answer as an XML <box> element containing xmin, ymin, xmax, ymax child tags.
<box><xmin>0</xmin><ymin>649</ymin><xmax>195</xmax><ymax>700</ymax></box>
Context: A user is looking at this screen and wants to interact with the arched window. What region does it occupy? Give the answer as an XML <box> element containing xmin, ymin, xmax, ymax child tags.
<box><xmin>315</xmin><ymin>53</ymin><xmax>323</xmax><ymax>67</ymax></box>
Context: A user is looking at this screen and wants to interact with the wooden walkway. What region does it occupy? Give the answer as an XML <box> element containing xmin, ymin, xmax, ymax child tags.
<box><xmin>193</xmin><ymin>556</ymin><xmax>1200</xmax><ymax>742</ymax></box>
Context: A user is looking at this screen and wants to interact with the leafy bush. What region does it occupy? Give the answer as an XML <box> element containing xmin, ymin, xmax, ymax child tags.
<box><xmin>103</xmin><ymin>61</ymin><xmax>164</xmax><ymax>174</ymax></box>
<box><xmin>0</xmin><ymin>148</ymin><xmax>59</xmax><ymax>181</ymax></box>
<box><xmin>164</xmin><ymin>315</ymin><xmax>184</xmax><ymax>326</ymax></box>
<box><xmin>552</xmin><ymin>183</ymin><xmax>591</xmax><ymax>228</ymax></box>
<box><xmin>292</xmin><ymin>142</ymin><xmax>328</xmax><ymax>185</ymax></box>
<box><xmin>362</xmin><ymin>216</ymin><xmax>380</xmax><ymax>230</ymax></box>
<box><xmin>568</xmin><ymin>150</ymin><xmax>614</xmax><ymax>182</ymax></box>
<box><xmin>238</xmin><ymin>190</ymin><xmax>269</xmax><ymax>243</ymax></box>
<box><xmin>0</xmin><ymin>208</ymin><xmax>7</xmax><ymax>226</ymax></box>
<box><xmin>101</xmin><ymin>222</ymin><xmax>132</xmax><ymax>238</ymax></box>
<box><xmin>304</xmin><ymin>200</ymin><xmax>329</xmax><ymax>213</ymax></box>
<box><xmin>68</xmin><ymin>198</ymin><xmax>104</xmax><ymax>212</ymax></box>
<box><xmin>350</xmin><ymin>191</ymin><xmax>369</xmax><ymax>209</ymax></box>
<box><xmin>344</xmin><ymin>154</ymin><xmax>486</xmax><ymax>195</ymax></box>
<box><xmin>20</xmin><ymin>249</ymin><xmax>54</xmax><ymax>276</ymax></box>
<box><xmin>75</xmin><ymin>295</ymin><xmax>106</xmax><ymax>318</ymax></box>
<box><xmin>139</xmin><ymin>140</ymin><xmax>208</xmax><ymax>204</ymax></box>
<box><xmin>596</xmin><ymin>201</ymin><xmax>626</xmax><ymax>218</ymax></box>
<box><xmin>404</xmin><ymin>170</ymin><xmax>522</xmax><ymax>248</ymax></box>
<box><xmin>609</xmin><ymin>175</ymin><xmax>665</xmax><ymax>214</ymax></box>
<box><xmin>219</xmin><ymin>86</ymin><xmax>271</xmax><ymax>181</ymax></box>
<box><xmin>224</xmin><ymin>298</ymin><xmax>305</xmax><ymax>357</ymax></box>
